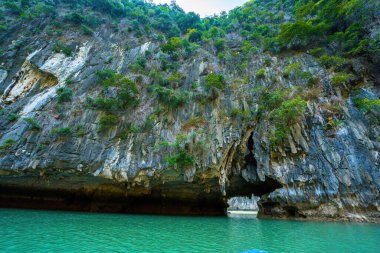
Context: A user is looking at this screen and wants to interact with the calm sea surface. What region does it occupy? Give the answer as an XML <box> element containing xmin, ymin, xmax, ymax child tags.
<box><xmin>0</xmin><ymin>208</ymin><xmax>379</xmax><ymax>253</ymax></box>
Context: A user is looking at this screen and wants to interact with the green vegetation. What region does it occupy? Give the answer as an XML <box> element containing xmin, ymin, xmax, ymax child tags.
<box><xmin>98</xmin><ymin>114</ymin><xmax>119</xmax><ymax>132</ymax></box>
<box><xmin>205</xmin><ymin>73</ymin><xmax>225</xmax><ymax>90</ymax></box>
<box><xmin>318</xmin><ymin>55</ymin><xmax>349</xmax><ymax>69</ymax></box>
<box><xmin>231</xmin><ymin>108</ymin><xmax>252</xmax><ymax>121</ymax></box>
<box><xmin>81</xmin><ymin>24</ymin><xmax>94</xmax><ymax>35</ymax></box>
<box><xmin>90</xmin><ymin>69</ymin><xmax>139</xmax><ymax>110</ymax></box>
<box><xmin>167</xmin><ymin>72</ymin><xmax>182</xmax><ymax>87</ymax></box>
<box><xmin>53</xmin><ymin>41</ymin><xmax>72</xmax><ymax>56</ymax></box>
<box><xmin>0</xmin><ymin>139</ymin><xmax>16</xmax><ymax>151</ymax></box>
<box><xmin>331</xmin><ymin>72</ymin><xmax>354</xmax><ymax>86</ymax></box>
<box><xmin>353</xmin><ymin>97</ymin><xmax>380</xmax><ymax>113</ymax></box>
<box><xmin>2</xmin><ymin>0</ymin><xmax>377</xmax><ymax>61</ymax></box>
<box><xmin>64</xmin><ymin>12</ymin><xmax>100</xmax><ymax>28</ymax></box>
<box><xmin>284</xmin><ymin>63</ymin><xmax>302</xmax><ymax>77</ymax></box>
<box><xmin>278</xmin><ymin>21</ymin><xmax>327</xmax><ymax>49</ymax></box>
<box><xmin>269</xmin><ymin>97</ymin><xmax>308</xmax><ymax>146</ymax></box>
<box><xmin>86</xmin><ymin>97</ymin><xmax>118</xmax><ymax>112</ymax></box>
<box><xmin>256</xmin><ymin>87</ymin><xmax>308</xmax><ymax>147</ymax></box>
<box><xmin>161</xmin><ymin>136</ymin><xmax>194</xmax><ymax>169</ymax></box>
<box><xmin>214</xmin><ymin>39</ymin><xmax>226</xmax><ymax>52</ymax></box>
<box><xmin>75</xmin><ymin>125</ymin><xmax>86</xmax><ymax>137</ymax></box>
<box><xmin>7</xmin><ymin>113</ymin><xmax>19</xmax><ymax>122</ymax></box>
<box><xmin>161</xmin><ymin>37</ymin><xmax>183</xmax><ymax>54</ymax></box>
<box><xmin>23</xmin><ymin>117</ymin><xmax>41</xmax><ymax>130</ymax></box>
<box><xmin>51</xmin><ymin>127</ymin><xmax>71</xmax><ymax>136</ymax></box>
<box><xmin>256</xmin><ymin>68</ymin><xmax>266</xmax><ymax>79</ymax></box>
<box><xmin>57</xmin><ymin>87</ymin><xmax>73</xmax><ymax>103</ymax></box>
<box><xmin>151</xmin><ymin>86</ymin><xmax>190</xmax><ymax>108</ymax></box>
<box><xmin>186</xmin><ymin>28</ymin><xmax>202</xmax><ymax>43</ymax></box>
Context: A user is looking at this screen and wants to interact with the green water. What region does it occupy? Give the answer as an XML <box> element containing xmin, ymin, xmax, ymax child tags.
<box><xmin>0</xmin><ymin>209</ymin><xmax>379</xmax><ymax>253</ymax></box>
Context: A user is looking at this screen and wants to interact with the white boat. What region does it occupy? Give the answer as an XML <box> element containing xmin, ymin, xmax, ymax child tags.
<box><xmin>227</xmin><ymin>210</ymin><xmax>258</xmax><ymax>219</ymax></box>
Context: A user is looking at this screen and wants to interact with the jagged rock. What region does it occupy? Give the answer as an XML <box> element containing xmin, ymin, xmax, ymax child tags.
<box><xmin>0</xmin><ymin>0</ymin><xmax>379</xmax><ymax>222</ymax></box>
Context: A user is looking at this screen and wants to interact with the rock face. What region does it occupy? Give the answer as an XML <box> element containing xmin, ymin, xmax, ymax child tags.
<box><xmin>0</xmin><ymin>1</ymin><xmax>379</xmax><ymax>222</ymax></box>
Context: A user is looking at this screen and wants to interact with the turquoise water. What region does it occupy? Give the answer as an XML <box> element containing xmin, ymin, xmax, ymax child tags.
<box><xmin>0</xmin><ymin>209</ymin><xmax>380</xmax><ymax>253</ymax></box>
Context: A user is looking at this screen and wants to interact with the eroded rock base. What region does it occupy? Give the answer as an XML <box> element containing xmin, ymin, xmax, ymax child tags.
<box><xmin>0</xmin><ymin>175</ymin><xmax>226</xmax><ymax>216</ymax></box>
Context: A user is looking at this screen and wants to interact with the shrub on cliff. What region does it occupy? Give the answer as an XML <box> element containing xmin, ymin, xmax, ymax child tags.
<box><xmin>161</xmin><ymin>136</ymin><xmax>195</xmax><ymax>170</ymax></box>
<box><xmin>161</xmin><ymin>37</ymin><xmax>183</xmax><ymax>54</ymax></box>
<box><xmin>214</xmin><ymin>39</ymin><xmax>226</xmax><ymax>52</ymax></box>
<box><xmin>151</xmin><ymin>85</ymin><xmax>190</xmax><ymax>108</ymax></box>
<box><xmin>81</xmin><ymin>24</ymin><xmax>94</xmax><ymax>36</ymax></box>
<box><xmin>269</xmin><ymin>96</ymin><xmax>308</xmax><ymax>145</ymax></box>
<box><xmin>331</xmin><ymin>72</ymin><xmax>354</xmax><ymax>86</ymax></box>
<box><xmin>23</xmin><ymin>117</ymin><xmax>41</xmax><ymax>131</ymax></box>
<box><xmin>205</xmin><ymin>73</ymin><xmax>225</xmax><ymax>90</ymax></box>
<box><xmin>51</xmin><ymin>127</ymin><xmax>71</xmax><ymax>136</ymax></box>
<box><xmin>353</xmin><ymin>97</ymin><xmax>380</xmax><ymax>113</ymax></box>
<box><xmin>256</xmin><ymin>68</ymin><xmax>266</xmax><ymax>79</ymax></box>
<box><xmin>98</xmin><ymin>114</ymin><xmax>119</xmax><ymax>132</ymax></box>
<box><xmin>271</xmin><ymin>97</ymin><xmax>308</xmax><ymax>125</ymax></box>
<box><xmin>86</xmin><ymin>97</ymin><xmax>118</xmax><ymax>112</ymax></box>
<box><xmin>57</xmin><ymin>87</ymin><xmax>73</xmax><ymax>103</ymax></box>
<box><xmin>7</xmin><ymin>113</ymin><xmax>19</xmax><ymax>122</ymax></box>
<box><xmin>53</xmin><ymin>41</ymin><xmax>72</xmax><ymax>56</ymax></box>
<box><xmin>186</xmin><ymin>29</ymin><xmax>202</xmax><ymax>43</ymax></box>
<box><xmin>95</xmin><ymin>69</ymin><xmax>139</xmax><ymax>108</ymax></box>
<box><xmin>0</xmin><ymin>139</ymin><xmax>16</xmax><ymax>152</ymax></box>
<box><xmin>318</xmin><ymin>55</ymin><xmax>350</xmax><ymax>69</ymax></box>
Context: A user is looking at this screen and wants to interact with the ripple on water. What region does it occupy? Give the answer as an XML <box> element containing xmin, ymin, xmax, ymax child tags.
<box><xmin>1</xmin><ymin>209</ymin><xmax>380</xmax><ymax>253</ymax></box>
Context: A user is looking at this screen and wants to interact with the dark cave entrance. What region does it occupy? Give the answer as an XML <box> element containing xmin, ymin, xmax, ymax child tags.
<box><xmin>227</xmin><ymin>133</ymin><xmax>284</xmax><ymax>215</ymax></box>
<box><xmin>226</xmin><ymin>132</ymin><xmax>282</xmax><ymax>216</ymax></box>
<box><xmin>245</xmin><ymin>132</ymin><xmax>257</xmax><ymax>169</ymax></box>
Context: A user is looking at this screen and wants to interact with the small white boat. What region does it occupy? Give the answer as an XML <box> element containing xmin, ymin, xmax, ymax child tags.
<box><xmin>227</xmin><ymin>210</ymin><xmax>258</xmax><ymax>219</ymax></box>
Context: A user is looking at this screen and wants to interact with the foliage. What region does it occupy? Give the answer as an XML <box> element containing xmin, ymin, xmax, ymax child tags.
<box><xmin>95</xmin><ymin>69</ymin><xmax>139</xmax><ymax>109</ymax></box>
<box><xmin>75</xmin><ymin>125</ymin><xmax>86</xmax><ymax>137</ymax></box>
<box><xmin>284</xmin><ymin>63</ymin><xmax>302</xmax><ymax>77</ymax></box>
<box><xmin>186</xmin><ymin>28</ymin><xmax>202</xmax><ymax>43</ymax></box>
<box><xmin>167</xmin><ymin>72</ymin><xmax>182</xmax><ymax>87</ymax></box>
<box><xmin>23</xmin><ymin>117</ymin><xmax>41</xmax><ymax>130</ymax></box>
<box><xmin>86</xmin><ymin>97</ymin><xmax>118</xmax><ymax>112</ymax></box>
<box><xmin>331</xmin><ymin>72</ymin><xmax>354</xmax><ymax>86</ymax></box>
<box><xmin>318</xmin><ymin>55</ymin><xmax>349</xmax><ymax>69</ymax></box>
<box><xmin>53</xmin><ymin>41</ymin><xmax>72</xmax><ymax>56</ymax></box>
<box><xmin>278</xmin><ymin>21</ymin><xmax>328</xmax><ymax>49</ymax></box>
<box><xmin>7</xmin><ymin>113</ymin><xmax>19</xmax><ymax>122</ymax></box>
<box><xmin>51</xmin><ymin>127</ymin><xmax>71</xmax><ymax>136</ymax></box>
<box><xmin>256</xmin><ymin>68</ymin><xmax>266</xmax><ymax>79</ymax></box>
<box><xmin>57</xmin><ymin>87</ymin><xmax>73</xmax><ymax>103</ymax></box>
<box><xmin>353</xmin><ymin>97</ymin><xmax>380</xmax><ymax>113</ymax></box>
<box><xmin>64</xmin><ymin>12</ymin><xmax>100</xmax><ymax>28</ymax></box>
<box><xmin>214</xmin><ymin>39</ymin><xmax>226</xmax><ymax>52</ymax></box>
<box><xmin>98</xmin><ymin>114</ymin><xmax>119</xmax><ymax>132</ymax></box>
<box><xmin>161</xmin><ymin>37</ymin><xmax>183</xmax><ymax>54</ymax></box>
<box><xmin>205</xmin><ymin>73</ymin><xmax>225</xmax><ymax>90</ymax></box>
<box><xmin>0</xmin><ymin>139</ymin><xmax>16</xmax><ymax>151</ymax></box>
<box><xmin>161</xmin><ymin>136</ymin><xmax>194</xmax><ymax>169</ymax></box>
<box><xmin>310</xmin><ymin>48</ymin><xmax>325</xmax><ymax>57</ymax></box>
<box><xmin>151</xmin><ymin>86</ymin><xmax>190</xmax><ymax>108</ymax></box>
<box><xmin>81</xmin><ymin>24</ymin><xmax>94</xmax><ymax>35</ymax></box>
<box><xmin>270</xmin><ymin>97</ymin><xmax>308</xmax><ymax>125</ymax></box>
<box><xmin>230</xmin><ymin>108</ymin><xmax>252</xmax><ymax>121</ymax></box>
<box><xmin>269</xmin><ymin>96</ymin><xmax>308</xmax><ymax>145</ymax></box>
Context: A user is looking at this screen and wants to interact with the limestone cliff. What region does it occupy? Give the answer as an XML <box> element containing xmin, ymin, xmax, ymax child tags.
<box><xmin>0</xmin><ymin>0</ymin><xmax>379</xmax><ymax>222</ymax></box>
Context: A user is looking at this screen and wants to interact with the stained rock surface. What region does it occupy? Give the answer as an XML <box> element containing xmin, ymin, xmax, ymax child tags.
<box><xmin>0</xmin><ymin>0</ymin><xmax>379</xmax><ymax>222</ymax></box>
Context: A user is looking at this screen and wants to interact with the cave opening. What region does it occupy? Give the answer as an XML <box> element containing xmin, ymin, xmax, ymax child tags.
<box><xmin>245</xmin><ymin>132</ymin><xmax>257</xmax><ymax>169</ymax></box>
<box><xmin>226</xmin><ymin>132</ymin><xmax>283</xmax><ymax>217</ymax></box>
